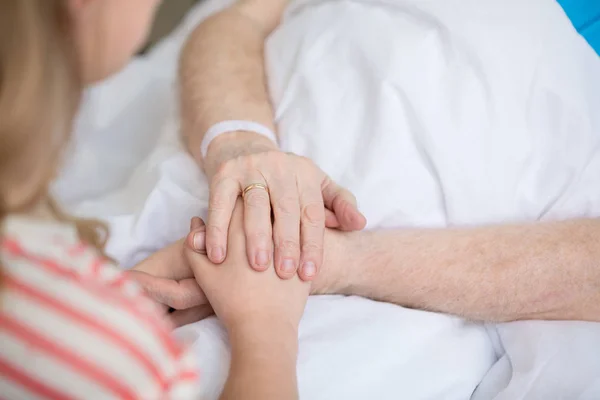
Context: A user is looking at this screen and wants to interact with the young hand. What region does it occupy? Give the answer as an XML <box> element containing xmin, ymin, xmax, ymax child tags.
<box><xmin>184</xmin><ymin>197</ymin><xmax>312</xmax><ymax>336</ymax></box>
<box><xmin>127</xmin><ymin>223</ymin><xmax>212</xmax><ymax>327</ymax></box>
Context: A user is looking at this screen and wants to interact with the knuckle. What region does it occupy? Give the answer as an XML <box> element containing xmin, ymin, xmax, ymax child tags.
<box><xmin>209</xmin><ymin>194</ymin><xmax>229</xmax><ymax>211</ymax></box>
<box><xmin>301</xmin><ymin>240</ymin><xmax>322</xmax><ymax>255</ymax></box>
<box><xmin>205</xmin><ymin>224</ymin><xmax>225</xmax><ymax>241</ymax></box>
<box><xmin>213</xmin><ymin>165</ymin><xmax>228</xmax><ymax>181</ymax></box>
<box><xmin>214</xmin><ymin>159</ymin><xmax>237</xmax><ymax>179</ymax></box>
<box><xmin>275</xmin><ymin>195</ymin><xmax>298</xmax><ymax>215</ymax></box>
<box><xmin>341</xmin><ymin>187</ymin><xmax>357</xmax><ymax>203</ymax></box>
<box><xmin>243</xmin><ymin>154</ymin><xmax>261</xmax><ymax>169</ymax></box>
<box><xmin>244</xmin><ymin>190</ymin><xmax>270</xmax><ymax>208</ymax></box>
<box><xmin>210</xmin><ymin>184</ymin><xmax>238</xmax><ymax>211</ymax></box>
<box><xmin>277</xmin><ymin>238</ymin><xmax>300</xmax><ymax>255</ymax></box>
<box><xmin>270</xmin><ymin>152</ymin><xmax>290</xmax><ymax>170</ymax></box>
<box><xmin>302</xmin><ymin>201</ymin><xmax>325</xmax><ymax>225</ymax></box>
<box><xmin>251</xmin><ymin>150</ymin><xmax>279</xmax><ymax>167</ymax></box>
<box><xmin>249</xmin><ymin>231</ymin><xmax>271</xmax><ymax>245</ymax></box>
<box><xmin>268</xmin><ymin>150</ymin><xmax>286</xmax><ymax>162</ymax></box>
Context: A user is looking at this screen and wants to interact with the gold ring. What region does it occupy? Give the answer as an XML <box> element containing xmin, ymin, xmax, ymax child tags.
<box><xmin>242</xmin><ymin>183</ymin><xmax>269</xmax><ymax>198</ymax></box>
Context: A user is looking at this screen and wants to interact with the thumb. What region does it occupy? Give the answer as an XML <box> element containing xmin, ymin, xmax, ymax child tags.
<box><xmin>322</xmin><ymin>178</ymin><xmax>367</xmax><ymax>231</ymax></box>
<box><xmin>189</xmin><ymin>217</ymin><xmax>207</xmax><ymax>254</ymax></box>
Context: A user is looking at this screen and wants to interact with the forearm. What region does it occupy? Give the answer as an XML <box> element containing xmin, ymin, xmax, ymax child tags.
<box><xmin>179</xmin><ymin>0</ymin><xmax>287</xmax><ymax>177</ymax></box>
<box><xmin>327</xmin><ymin>219</ymin><xmax>600</xmax><ymax>322</ymax></box>
<box><xmin>221</xmin><ymin>324</ymin><xmax>299</xmax><ymax>400</ymax></box>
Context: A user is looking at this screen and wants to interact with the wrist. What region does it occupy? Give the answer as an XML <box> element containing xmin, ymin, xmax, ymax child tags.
<box><xmin>229</xmin><ymin>319</ymin><xmax>299</xmax><ymax>356</ymax></box>
<box><xmin>313</xmin><ymin>230</ymin><xmax>360</xmax><ymax>296</ymax></box>
<box><xmin>203</xmin><ymin>130</ymin><xmax>279</xmax><ymax>178</ymax></box>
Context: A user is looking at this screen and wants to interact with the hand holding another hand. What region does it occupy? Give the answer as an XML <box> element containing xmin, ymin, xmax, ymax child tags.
<box><xmin>129</xmin><ymin>201</ymin><xmax>350</xmax><ymax>328</ymax></box>
<box><xmin>204</xmin><ymin>135</ymin><xmax>366</xmax><ymax>281</ymax></box>
<box><xmin>184</xmin><ymin>198</ymin><xmax>311</xmax><ymax>335</ymax></box>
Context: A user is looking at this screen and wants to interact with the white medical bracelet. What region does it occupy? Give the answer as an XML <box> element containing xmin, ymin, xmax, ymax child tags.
<box><xmin>200</xmin><ymin>120</ymin><xmax>278</xmax><ymax>159</ymax></box>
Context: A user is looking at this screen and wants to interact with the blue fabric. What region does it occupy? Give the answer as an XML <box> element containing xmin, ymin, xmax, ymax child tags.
<box><xmin>557</xmin><ymin>0</ymin><xmax>600</xmax><ymax>55</ymax></box>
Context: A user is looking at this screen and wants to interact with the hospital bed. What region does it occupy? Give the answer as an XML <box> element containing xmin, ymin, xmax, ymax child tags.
<box><xmin>54</xmin><ymin>0</ymin><xmax>600</xmax><ymax>398</ymax></box>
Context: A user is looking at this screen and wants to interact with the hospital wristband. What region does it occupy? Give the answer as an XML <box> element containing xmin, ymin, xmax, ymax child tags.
<box><xmin>200</xmin><ymin>120</ymin><xmax>278</xmax><ymax>159</ymax></box>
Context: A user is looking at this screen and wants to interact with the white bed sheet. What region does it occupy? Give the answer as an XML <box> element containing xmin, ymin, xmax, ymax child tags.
<box><xmin>53</xmin><ymin>0</ymin><xmax>600</xmax><ymax>398</ymax></box>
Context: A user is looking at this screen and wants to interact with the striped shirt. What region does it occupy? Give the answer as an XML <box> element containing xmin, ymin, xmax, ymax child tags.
<box><xmin>0</xmin><ymin>217</ymin><xmax>201</xmax><ymax>399</ymax></box>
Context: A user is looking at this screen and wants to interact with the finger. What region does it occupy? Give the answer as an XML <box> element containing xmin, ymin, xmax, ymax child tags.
<box><xmin>190</xmin><ymin>216</ymin><xmax>205</xmax><ymax>231</ymax></box>
<box><xmin>242</xmin><ymin>177</ymin><xmax>273</xmax><ymax>272</ymax></box>
<box><xmin>184</xmin><ymin>230</ymin><xmax>223</xmax><ymax>286</ymax></box>
<box><xmin>153</xmin><ymin>300</ymin><xmax>170</xmax><ymax>316</ymax></box>
<box><xmin>189</xmin><ymin>219</ymin><xmax>207</xmax><ymax>254</ymax></box>
<box><xmin>207</xmin><ymin>176</ymin><xmax>240</xmax><ymax>263</ymax></box>
<box><xmin>321</xmin><ymin>178</ymin><xmax>367</xmax><ymax>231</ymax></box>
<box><xmin>324</xmin><ymin>208</ymin><xmax>340</xmax><ymax>229</ymax></box>
<box><xmin>169</xmin><ymin>305</ymin><xmax>214</xmax><ymax>328</ymax></box>
<box><xmin>298</xmin><ymin>187</ymin><xmax>325</xmax><ymax>281</ymax></box>
<box><xmin>164</xmin><ymin>279</ymin><xmax>208</xmax><ymax>310</ymax></box>
<box><xmin>186</xmin><ymin>202</ymin><xmax>242</xmax><ymax>255</ymax></box>
<box><xmin>271</xmin><ymin>179</ymin><xmax>301</xmax><ymax>279</ymax></box>
<box><xmin>229</xmin><ymin>197</ymin><xmax>248</xmax><ymax>247</ymax></box>
<box><xmin>128</xmin><ymin>271</ymin><xmax>207</xmax><ymax>310</ymax></box>
<box><xmin>131</xmin><ymin>239</ymin><xmax>190</xmax><ymax>280</ymax></box>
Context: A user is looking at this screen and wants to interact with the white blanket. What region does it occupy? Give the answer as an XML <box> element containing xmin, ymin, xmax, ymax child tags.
<box><xmin>54</xmin><ymin>0</ymin><xmax>600</xmax><ymax>398</ymax></box>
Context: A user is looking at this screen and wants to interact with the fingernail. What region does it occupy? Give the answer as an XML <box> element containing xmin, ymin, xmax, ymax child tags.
<box><xmin>210</xmin><ymin>246</ymin><xmax>224</xmax><ymax>262</ymax></box>
<box><xmin>281</xmin><ymin>258</ymin><xmax>296</xmax><ymax>273</ymax></box>
<box><xmin>193</xmin><ymin>232</ymin><xmax>205</xmax><ymax>252</ymax></box>
<box><xmin>256</xmin><ymin>250</ymin><xmax>270</xmax><ymax>267</ymax></box>
<box><xmin>302</xmin><ymin>262</ymin><xmax>316</xmax><ymax>278</ymax></box>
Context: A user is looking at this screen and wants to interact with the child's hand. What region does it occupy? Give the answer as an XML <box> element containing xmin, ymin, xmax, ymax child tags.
<box><xmin>184</xmin><ymin>198</ymin><xmax>311</xmax><ymax>337</ymax></box>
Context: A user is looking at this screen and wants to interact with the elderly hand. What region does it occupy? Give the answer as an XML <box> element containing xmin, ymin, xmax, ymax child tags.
<box><xmin>204</xmin><ymin>135</ymin><xmax>366</xmax><ymax>281</ymax></box>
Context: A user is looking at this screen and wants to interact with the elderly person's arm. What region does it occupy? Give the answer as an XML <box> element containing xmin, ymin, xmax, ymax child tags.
<box><xmin>179</xmin><ymin>0</ymin><xmax>366</xmax><ymax>282</ymax></box>
<box><xmin>180</xmin><ymin>0</ymin><xmax>284</xmax><ymax>170</ymax></box>
<box><xmin>320</xmin><ymin>218</ymin><xmax>600</xmax><ymax>322</ymax></box>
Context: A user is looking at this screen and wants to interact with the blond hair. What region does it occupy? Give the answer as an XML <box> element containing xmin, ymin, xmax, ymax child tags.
<box><xmin>0</xmin><ymin>0</ymin><xmax>109</xmax><ymax>279</ymax></box>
